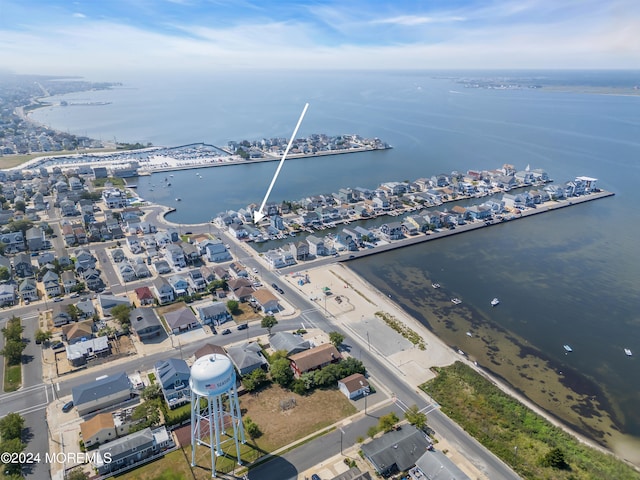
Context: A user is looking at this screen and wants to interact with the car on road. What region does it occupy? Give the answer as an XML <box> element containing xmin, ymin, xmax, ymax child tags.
<box><xmin>252</xmin><ymin>267</ymin><xmax>259</xmax><ymax>273</ymax></box>
<box><xmin>185</xmin><ymin>231</ymin><xmax>192</xmax><ymax>235</ymax></box>
<box><xmin>237</xmin><ymin>323</ymin><xmax>248</xmax><ymax>331</ymax></box>
<box><xmin>278</xmin><ymin>288</ymin><xmax>284</xmax><ymax>294</ymax></box>
<box><xmin>51</xmin><ymin>342</ymin><xmax>64</xmax><ymax>350</ymax></box>
<box><xmin>271</xmin><ymin>283</ymin><xmax>279</xmax><ymax>290</ymax></box>
<box><xmin>62</xmin><ymin>401</ymin><xmax>74</xmax><ymax>413</ymax></box>
<box><xmin>70</xmin><ymin>293</ymin><xmax>80</xmax><ymax>298</ymax></box>
<box><xmin>221</xmin><ymin>329</ymin><xmax>231</xmax><ymax>335</ymax></box>
<box><xmin>53</xmin><ymin>297</ymin><xmax>63</xmax><ymax>302</ymax></box>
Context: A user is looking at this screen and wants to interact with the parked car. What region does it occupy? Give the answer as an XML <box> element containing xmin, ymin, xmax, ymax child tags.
<box><xmin>277</xmin><ymin>287</ymin><xmax>284</xmax><ymax>294</ymax></box>
<box><xmin>271</xmin><ymin>282</ymin><xmax>279</xmax><ymax>290</ymax></box>
<box><xmin>70</xmin><ymin>292</ymin><xmax>80</xmax><ymax>298</ymax></box>
<box><xmin>221</xmin><ymin>329</ymin><xmax>231</xmax><ymax>335</ymax></box>
<box><xmin>237</xmin><ymin>323</ymin><xmax>248</xmax><ymax>331</ymax></box>
<box><xmin>62</xmin><ymin>401</ymin><xmax>74</xmax><ymax>413</ymax></box>
<box><xmin>53</xmin><ymin>297</ymin><xmax>63</xmax><ymax>302</ymax></box>
<box><xmin>311</xmin><ymin>475</ymin><xmax>321</xmax><ymax>480</ymax></box>
<box><xmin>51</xmin><ymin>342</ymin><xmax>64</xmax><ymax>350</ymax></box>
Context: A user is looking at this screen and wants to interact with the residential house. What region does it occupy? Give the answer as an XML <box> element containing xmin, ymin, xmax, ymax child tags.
<box><xmin>227</xmin><ymin>277</ymin><xmax>254</xmax><ymax>302</ymax></box>
<box><xmin>165</xmin><ymin>244</ymin><xmax>186</xmax><ymax>268</ymax></box>
<box><xmin>25</xmin><ymin>226</ymin><xmax>45</xmax><ymax>251</ymax></box>
<box><xmin>198</xmin><ymin>302</ymin><xmax>231</xmax><ymax>326</ymax></box>
<box><xmin>181</xmin><ymin>242</ymin><xmax>201</xmax><ymax>264</ymax></box>
<box><xmin>164</xmin><ymin>306</ymin><xmax>199</xmax><ymax>334</ymax></box>
<box><xmin>98</xmin><ymin>294</ymin><xmax>130</xmax><ymax>317</ymax></box>
<box><xmin>61</xmin><ymin>223</ymin><xmax>77</xmax><ymax>246</ymax></box>
<box><xmin>0</xmin><ymin>231</ymin><xmax>24</xmax><ymax>253</ymax></box>
<box><xmin>76</xmin><ymin>299</ymin><xmax>96</xmax><ymax>319</ymax></box>
<box><xmin>187</xmin><ymin>269</ymin><xmax>207</xmax><ymax>292</ymax></box>
<box><xmin>152</xmin><ymin>277</ymin><xmax>175</xmax><ymax>304</ymax></box>
<box><xmin>119</xmin><ymin>263</ymin><xmax>136</xmax><ymax>283</ymax></box>
<box><xmin>411</xmin><ymin>449</ymin><xmax>471</xmax><ymax>480</ymax></box>
<box><xmin>41</xmin><ymin>270</ymin><xmax>61</xmax><ymax>297</ymax></box>
<box><xmin>62</xmin><ymin>320</ymin><xmax>94</xmax><ymax>344</ymax></box>
<box><xmin>83</xmin><ymin>268</ymin><xmax>103</xmax><ymax>291</ymax></box>
<box><xmin>13</xmin><ymin>253</ymin><xmax>34</xmax><ymax>278</ymax></box>
<box><xmin>61</xmin><ymin>270</ymin><xmax>77</xmax><ymax>294</ymax></box>
<box><xmin>204</xmin><ymin>240</ymin><xmax>232</xmax><ymax>263</ymax></box>
<box><xmin>66</xmin><ymin>336</ymin><xmax>110</xmax><ymax>367</ymax></box>
<box><xmin>94</xmin><ymin>426</ymin><xmax>173</xmax><ymax>476</ymax></box>
<box><xmin>126</xmin><ymin>236</ymin><xmax>143</xmax><ymax>255</ymax></box>
<box><xmin>18</xmin><ymin>278</ymin><xmax>38</xmax><ymax>303</ymax></box>
<box><xmin>338</xmin><ymin>373</ymin><xmax>369</xmax><ymax>400</ymax></box>
<box><xmin>263</xmin><ymin>249</ymin><xmax>296</xmax><ymax>269</ymax></box>
<box><xmin>380</xmin><ymin>222</ymin><xmax>404</xmax><ymax>241</ymax></box>
<box><xmin>71</xmin><ymin>371</ymin><xmax>132</xmax><ymax>416</ymax></box>
<box><xmin>155</xmin><ymin>358</ymin><xmax>191</xmax><ymax>408</ymax></box>
<box><xmin>251</xmin><ymin>289</ymin><xmax>280</xmax><ymax>314</ymax></box>
<box><xmin>74</xmin><ymin>248</ymin><xmax>96</xmax><ymax>272</ymax></box>
<box><xmin>134</xmin><ymin>286</ymin><xmax>155</xmax><ymax>306</ymax></box>
<box><xmin>36</xmin><ymin>251</ymin><xmax>55</xmax><ymax>268</ymax></box>
<box><xmin>0</xmin><ymin>284</ymin><xmax>15</xmax><ymax>307</ymax></box>
<box><xmin>194</xmin><ymin>343</ymin><xmax>227</xmax><ymax>360</ymax></box>
<box><xmin>153</xmin><ymin>259</ymin><xmax>172</xmax><ymax>275</ymax></box>
<box><xmin>290</xmin><ymin>241</ymin><xmax>310</xmax><ymax>260</ymax></box>
<box><xmin>200</xmin><ymin>265</ymin><xmax>215</xmax><ymax>284</ymax></box>
<box><xmin>52</xmin><ymin>308</ymin><xmax>72</xmax><ymax>327</ymax></box>
<box><xmin>102</xmin><ymin>189</ymin><xmax>128</xmax><ymax>209</ymax></box>
<box><xmin>133</xmin><ymin>261</ymin><xmax>151</xmax><ymax>279</ymax></box>
<box><xmin>229</xmin><ymin>262</ymin><xmax>248</xmax><ymax>278</ymax></box>
<box><xmin>306</xmin><ymin>235</ymin><xmax>326</xmax><ymax>257</ymax></box>
<box><xmin>60</xmin><ymin>199</ymin><xmax>78</xmax><ymax>216</ymax></box>
<box><xmin>362</xmin><ymin>427</ymin><xmax>432</xmax><ymax>477</ymax></box>
<box><xmin>212</xmin><ymin>266</ymin><xmax>230</xmax><ymax>280</ymax></box>
<box><xmin>111</xmin><ymin>248</ymin><xmax>126</xmax><ymax>263</ymax></box>
<box><xmin>168</xmin><ymin>275</ymin><xmax>190</xmax><ymax>297</ymax></box>
<box><xmin>289</xmin><ymin>343</ymin><xmax>341</xmax><ymax>378</ymax></box>
<box><xmin>268</xmin><ymin>332</ymin><xmax>310</xmax><ymax>356</ymax></box>
<box><xmin>130</xmin><ymin>308</ymin><xmax>163</xmax><ymax>341</ymax></box>
<box><xmin>80</xmin><ymin>413</ymin><xmax>117</xmax><ymax>449</ymax></box>
<box><xmin>226</xmin><ymin>342</ymin><xmax>268</xmax><ymax>376</ymax></box>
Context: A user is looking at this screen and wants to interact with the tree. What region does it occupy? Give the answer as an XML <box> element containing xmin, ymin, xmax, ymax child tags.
<box><xmin>1</xmin><ymin>340</ymin><xmax>26</xmax><ymax>365</ymax></box>
<box><xmin>0</xmin><ymin>438</ymin><xmax>25</xmax><ymax>476</ymax></box>
<box><xmin>2</xmin><ymin>317</ymin><xmax>24</xmax><ymax>341</ymax></box>
<box><xmin>141</xmin><ymin>383</ymin><xmax>162</xmax><ymax>402</ymax></box>
<box><xmin>226</xmin><ymin>299</ymin><xmax>240</xmax><ymax>315</ymax></box>
<box><xmin>404</xmin><ymin>404</ymin><xmax>427</xmax><ymax>431</ymax></box>
<box><xmin>244</xmin><ymin>417</ymin><xmax>262</xmax><ymax>440</ymax></box>
<box><xmin>110</xmin><ymin>304</ymin><xmax>132</xmax><ymax>327</ymax></box>
<box><xmin>541</xmin><ymin>447</ymin><xmax>570</xmax><ymax>470</ymax></box>
<box><xmin>0</xmin><ymin>412</ymin><xmax>25</xmax><ymax>440</ymax></box>
<box><xmin>66</xmin><ymin>304</ymin><xmax>80</xmax><ymax>322</ymax></box>
<box><xmin>70</xmin><ymin>282</ymin><xmax>86</xmax><ymax>293</ymax></box>
<box><xmin>378</xmin><ymin>412</ymin><xmax>399</xmax><ymax>432</ymax></box>
<box><xmin>261</xmin><ymin>315</ymin><xmax>278</xmax><ymax>334</ymax></box>
<box><xmin>0</xmin><ymin>265</ymin><xmax>10</xmax><ymax>281</ymax></box>
<box><xmin>270</xmin><ymin>357</ymin><xmax>293</xmax><ymax>388</ymax></box>
<box><xmin>130</xmin><ymin>401</ymin><xmax>161</xmax><ymax>431</ymax></box>
<box><xmin>329</xmin><ymin>331</ymin><xmax>345</xmax><ymax>349</ymax></box>
<box><xmin>35</xmin><ymin>328</ymin><xmax>52</xmax><ymax>344</ymax></box>
<box><xmin>242</xmin><ymin>368</ymin><xmax>268</xmax><ymax>392</ymax></box>
<box><xmin>66</xmin><ymin>468</ymin><xmax>90</xmax><ymax>480</ymax></box>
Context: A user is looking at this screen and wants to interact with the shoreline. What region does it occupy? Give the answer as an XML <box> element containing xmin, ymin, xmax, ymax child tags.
<box><xmin>285</xmin><ymin>262</ymin><xmax>640</xmax><ymax>469</ymax></box>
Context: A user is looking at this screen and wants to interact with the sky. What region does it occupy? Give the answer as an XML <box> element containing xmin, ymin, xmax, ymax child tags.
<box><xmin>1</xmin><ymin>0</ymin><xmax>639</xmax><ymax>76</ymax></box>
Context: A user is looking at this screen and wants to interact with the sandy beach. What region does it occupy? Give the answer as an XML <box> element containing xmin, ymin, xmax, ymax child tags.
<box><xmin>277</xmin><ymin>262</ymin><xmax>640</xmax><ymax>468</ymax></box>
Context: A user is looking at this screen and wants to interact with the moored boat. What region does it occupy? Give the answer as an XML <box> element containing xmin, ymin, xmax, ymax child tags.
<box><xmin>451</xmin><ymin>298</ymin><xmax>462</xmax><ymax>305</ymax></box>
<box><xmin>491</xmin><ymin>297</ymin><xmax>500</xmax><ymax>307</ymax></box>
<box><xmin>625</xmin><ymin>348</ymin><xmax>633</xmax><ymax>357</ymax></box>
<box><xmin>563</xmin><ymin>344</ymin><xmax>573</xmax><ymax>353</ymax></box>
<box><xmin>432</xmin><ymin>283</ymin><xmax>441</xmax><ymax>289</ymax></box>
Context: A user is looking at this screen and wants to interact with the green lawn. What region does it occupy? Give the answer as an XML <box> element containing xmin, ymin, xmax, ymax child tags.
<box><xmin>3</xmin><ymin>363</ymin><xmax>21</xmax><ymax>392</ymax></box>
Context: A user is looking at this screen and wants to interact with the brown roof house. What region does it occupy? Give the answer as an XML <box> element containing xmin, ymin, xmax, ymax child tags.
<box><xmin>61</xmin><ymin>320</ymin><xmax>94</xmax><ymax>344</ymax></box>
<box><xmin>251</xmin><ymin>289</ymin><xmax>280</xmax><ymax>314</ymax></box>
<box><xmin>164</xmin><ymin>306</ymin><xmax>199</xmax><ymax>334</ymax></box>
<box><xmin>289</xmin><ymin>343</ymin><xmax>341</xmax><ymax>378</ymax></box>
<box><xmin>194</xmin><ymin>343</ymin><xmax>227</xmax><ymax>360</ymax></box>
<box><xmin>134</xmin><ymin>286</ymin><xmax>155</xmax><ymax>306</ymax></box>
<box><xmin>338</xmin><ymin>373</ymin><xmax>370</xmax><ymax>400</ymax></box>
<box><xmin>80</xmin><ymin>412</ymin><xmax>116</xmax><ymax>449</ymax></box>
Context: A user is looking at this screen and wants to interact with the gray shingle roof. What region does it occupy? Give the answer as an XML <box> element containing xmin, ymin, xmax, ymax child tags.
<box><xmin>72</xmin><ymin>371</ymin><xmax>131</xmax><ymax>406</ymax></box>
<box><xmin>361</xmin><ymin>426</ymin><xmax>431</xmax><ymax>474</ymax></box>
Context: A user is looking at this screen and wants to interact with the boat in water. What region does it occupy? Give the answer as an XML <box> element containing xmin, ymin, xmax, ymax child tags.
<box><xmin>432</xmin><ymin>283</ymin><xmax>441</xmax><ymax>289</ymax></box>
<box><xmin>451</xmin><ymin>298</ymin><xmax>462</xmax><ymax>305</ymax></box>
<box><xmin>625</xmin><ymin>348</ymin><xmax>633</xmax><ymax>357</ymax></box>
<box><xmin>563</xmin><ymin>344</ymin><xmax>573</xmax><ymax>353</ymax></box>
<box><xmin>175</xmin><ymin>198</ymin><xmax>182</xmax><ymax>201</ymax></box>
<box><xmin>491</xmin><ymin>297</ymin><xmax>500</xmax><ymax>307</ymax></box>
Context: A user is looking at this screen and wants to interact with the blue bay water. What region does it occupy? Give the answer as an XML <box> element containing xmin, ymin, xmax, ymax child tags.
<box><xmin>32</xmin><ymin>71</ymin><xmax>640</xmax><ymax>450</ymax></box>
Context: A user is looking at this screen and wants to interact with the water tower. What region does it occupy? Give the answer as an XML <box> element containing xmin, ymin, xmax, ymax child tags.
<box><xmin>190</xmin><ymin>354</ymin><xmax>245</xmax><ymax>477</ymax></box>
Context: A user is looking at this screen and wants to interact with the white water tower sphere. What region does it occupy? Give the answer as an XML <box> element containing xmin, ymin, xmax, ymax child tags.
<box><xmin>190</xmin><ymin>354</ymin><xmax>245</xmax><ymax>478</ymax></box>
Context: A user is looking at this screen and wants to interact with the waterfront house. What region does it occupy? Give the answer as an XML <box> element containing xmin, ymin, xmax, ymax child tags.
<box><xmin>71</xmin><ymin>371</ymin><xmax>132</xmax><ymax>416</ymax></box>
<box><xmin>130</xmin><ymin>308</ymin><xmax>163</xmax><ymax>341</ymax></box>
<box><xmin>401</xmin><ymin>221</ymin><xmax>418</xmax><ymax>236</ymax></box>
<box><xmin>164</xmin><ymin>306</ymin><xmax>199</xmax><ymax>334</ymax></box>
<box><xmin>198</xmin><ymin>301</ymin><xmax>231</xmax><ymax>326</ymax></box>
<box><xmin>306</xmin><ymin>235</ymin><xmax>326</xmax><ymax>257</ymax></box>
<box><xmin>466</xmin><ymin>204</ymin><xmax>493</xmax><ymax>220</ymax></box>
<box><xmin>102</xmin><ymin>189</ymin><xmax>128</xmax><ymax>209</ymax></box>
<box><xmin>155</xmin><ymin>358</ymin><xmax>191</xmax><ymax>408</ymax></box>
<box><xmin>404</xmin><ymin>215</ymin><xmax>428</xmax><ymax>233</ymax></box>
<box><xmin>228</xmin><ymin>223</ymin><xmax>249</xmax><ymax>239</ymax></box>
<box><xmin>226</xmin><ymin>342</ymin><xmax>268</xmax><ymax>376</ymax></box>
<box><xmin>380</xmin><ymin>222</ymin><xmax>404</xmax><ymax>241</ymax></box>
<box><xmin>152</xmin><ymin>277</ymin><xmax>175</xmax><ymax>304</ymax></box>
<box><xmin>290</xmin><ymin>241</ymin><xmax>310</xmax><ymax>260</ymax></box>
<box><xmin>289</xmin><ymin>343</ymin><xmax>341</xmax><ymax>378</ymax></box>
<box><xmin>264</xmin><ymin>249</ymin><xmax>296</xmax><ymax>269</ymax></box>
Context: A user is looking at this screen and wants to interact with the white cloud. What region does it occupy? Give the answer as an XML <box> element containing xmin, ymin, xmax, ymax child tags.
<box><xmin>72</xmin><ymin>12</ymin><xmax>86</xmax><ymax>19</ymax></box>
<box><xmin>371</xmin><ymin>15</ymin><xmax>465</xmax><ymax>26</ymax></box>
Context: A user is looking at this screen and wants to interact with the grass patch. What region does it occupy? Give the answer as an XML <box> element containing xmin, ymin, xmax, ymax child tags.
<box><xmin>93</xmin><ymin>176</ymin><xmax>126</xmax><ymax>188</ymax></box>
<box><xmin>375</xmin><ymin>311</ymin><xmax>426</xmax><ymax>350</ymax></box>
<box><xmin>3</xmin><ymin>363</ymin><xmax>21</xmax><ymax>392</ymax></box>
<box><xmin>240</xmin><ymin>384</ymin><xmax>357</xmax><ymax>453</ymax></box>
<box><xmin>148</xmin><ymin>372</ymin><xmax>156</xmax><ymax>384</ymax></box>
<box><xmin>330</xmin><ymin>270</ymin><xmax>375</xmax><ymax>305</ymax></box>
<box><xmin>114</xmin><ymin>450</ymin><xmax>193</xmax><ymax>480</ymax></box>
<box><xmin>422</xmin><ymin>362</ymin><xmax>639</xmax><ymax>480</ymax></box>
